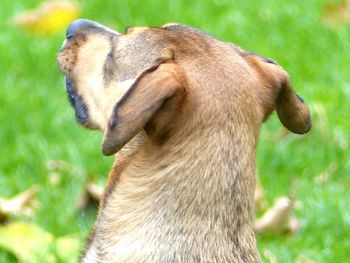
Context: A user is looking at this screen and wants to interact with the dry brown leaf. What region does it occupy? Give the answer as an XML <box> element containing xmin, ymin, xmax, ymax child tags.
<box><xmin>46</xmin><ymin>160</ymin><xmax>69</xmax><ymax>186</ymax></box>
<box><xmin>323</xmin><ymin>0</ymin><xmax>350</xmax><ymax>27</ymax></box>
<box><xmin>311</xmin><ymin>103</ymin><xmax>329</xmax><ymax>139</ymax></box>
<box><xmin>86</xmin><ymin>183</ymin><xmax>104</xmax><ymax>202</ymax></box>
<box><xmin>0</xmin><ymin>186</ymin><xmax>39</xmax><ymax>223</ymax></box>
<box><xmin>77</xmin><ymin>182</ymin><xmax>104</xmax><ymax>210</ymax></box>
<box><xmin>262</xmin><ymin>126</ymin><xmax>289</xmax><ymax>142</ymax></box>
<box><xmin>49</xmin><ymin>171</ymin><xmax>61</xmax><ymax>186</ymax></box>
<box><xmin>275</xmin><ymin>127</ymin><xmax>290</xmax><ymax>141</ymax></box>
<box><xmin>254</xmin><ymin>196</ymin><xmax>294</xmax><ymax>235</ymax></box>
<box><xmin>286</xmin><ymin>215</ymin><xmax>302</xmax><ymax>235</ymax></box>
<box><xmin>334</xmin><ymin>129</ymin><xmax>348</xmax><ymax>150</ymax></box>
<box><xmin>314</xmin><ymin>162</ymin><xmax>337</xmax><ymax>185</ymax></box>
<box><xmin>77</xmin><ymin>190</ymin><xmax>89</xmax><ymax>211</ymax></box>
<box><xmin>0</xmin><ymin>222</ymin><xmax>54</xmax><ymax>262</ymax></box>
<box><xmin>13</xmin><ymin>0</ymin><xmax>80</xmax><ymax>36</ymax></box>
<box><xmin>296</xmin><ymin>255</ymin><xmax>318</xmax><ymax>263</ymax></box>
<box><xmin>0</xmin><ymin>222</ymin><xmax>81</xmax><ymax>263</ymax></box>
<box><xmin>46</xmin><ymin>160</ymin><xmax>68</xmax><ymax>171</ymax></box>
<box><xmin>254</xmin><ymin>176</ymin><xmax>267</xmax><ymax>212</ymax></box>
<box><xmin>263</xmin><ymin>249</ymin><xmax>278</xmax><ymax>263</ymax></box>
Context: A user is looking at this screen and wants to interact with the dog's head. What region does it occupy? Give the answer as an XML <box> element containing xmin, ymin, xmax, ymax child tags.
<box><xmin>57</xmin><ymin>19</ymin><xmax>311</xmax><ymax>155</ymax></box>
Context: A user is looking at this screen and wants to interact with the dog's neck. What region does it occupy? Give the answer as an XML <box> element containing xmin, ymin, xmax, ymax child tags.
<box><xmin>90</xmin><ymin>121</ymin><xmax>260</xmax><ymax>262</ymax></box>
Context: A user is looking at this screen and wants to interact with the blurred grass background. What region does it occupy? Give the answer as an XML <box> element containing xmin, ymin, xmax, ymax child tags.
<box><xmin>0</xmin><ymin>0</ymin><xmax>349</xmax><ymax>262</ymax></box>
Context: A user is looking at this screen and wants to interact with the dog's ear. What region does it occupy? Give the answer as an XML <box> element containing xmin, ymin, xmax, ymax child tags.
<box><xmin>102</xmin><ymin>62</ymin><xmax>186</xmax><ymax>156</ymax></box>
<box><xmin>243</xmin><ymin>52</ymin><xmax>311</xmax><ymax>134</ymax></box>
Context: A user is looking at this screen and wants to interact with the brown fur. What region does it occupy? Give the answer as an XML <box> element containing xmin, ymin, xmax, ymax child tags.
<box><xmin>57</xmin><ymin>20</ymin><xmax>311</xmax><ymax>263</ymax></box>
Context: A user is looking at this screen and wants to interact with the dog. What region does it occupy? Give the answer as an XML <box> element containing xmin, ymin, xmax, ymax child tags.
<box><xmin>57</xmin><ymin>19</ymin><xmax>311</xmax><ymax>263</ymax></box>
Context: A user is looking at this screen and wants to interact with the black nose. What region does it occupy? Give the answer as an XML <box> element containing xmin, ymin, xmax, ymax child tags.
<box><xmin>66</xmin><ymin>19</ymin><xmax>98</xmax><ymax>39</ymax></box>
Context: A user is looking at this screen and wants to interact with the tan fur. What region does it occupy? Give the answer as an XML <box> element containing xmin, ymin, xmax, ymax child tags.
<box><xmin>57</xmin><ymin>20</ymin><xmax>311</xmax><ymax>263</ymax></box>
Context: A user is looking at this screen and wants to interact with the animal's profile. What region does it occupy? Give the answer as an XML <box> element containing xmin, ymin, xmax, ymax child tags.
<box><xmin>57</xmin><ymin>19</ymin><xmax>311</xmax><ymax>263</ymax></box>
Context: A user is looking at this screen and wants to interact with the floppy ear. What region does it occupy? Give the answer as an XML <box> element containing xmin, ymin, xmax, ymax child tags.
<box><xmin>243</xmin><ymin>52</ymin><xmax>311</xmax><ymax>134</ymax></box>
<box><xmin>102</xmin><ymin>63</ymin><xmax>186</xmax><ymax>156</ymax></box>
<box><xmin>274</xmin><ymin>75</ymin><xmax>311</xmax><ymax>134</ymax></box>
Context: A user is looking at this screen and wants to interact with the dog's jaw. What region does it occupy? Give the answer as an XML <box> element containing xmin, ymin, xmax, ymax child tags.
<box><xmin>58</xmin><ymin>33</ymin><xmax>133</xmax><ymax>132</ymax></box>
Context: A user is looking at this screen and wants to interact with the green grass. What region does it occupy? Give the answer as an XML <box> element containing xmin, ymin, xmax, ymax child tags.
<box><xmin>1</xmin><ymin>0</ymin><xmax>349</xmax><ymax>262</ymax></box>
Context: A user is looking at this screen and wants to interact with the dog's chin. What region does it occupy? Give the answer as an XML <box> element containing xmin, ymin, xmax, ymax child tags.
<box><xmin>64</xmin><ymin>76</ymin><xmax>99</xmax><ymax>130</ymax></box>
<box><xmin>78</xmin><ymin>118</ymin><xmax>99</xmax><ymax>130</ymax></box>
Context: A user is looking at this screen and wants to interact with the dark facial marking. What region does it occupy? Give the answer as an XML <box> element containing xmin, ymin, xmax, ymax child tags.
<box><xmin>296</xmin><ymin>94</ymin><xmax>305</xmax><ymax>103</ymax></box>
<box><xmin>242</xmin><ymin>51</ymin><xmax>278</xmax><ymax>65</ymax></box>
<box><xmin>65</xmin><ymin>77</ymin><xmax>76</xmax><ymax>107</ymax></box>
<box><xmin>65</xmin><ymin>77</ymin><xmax>90</xmax><ymax>125</ymax></box>
<box><xmin>103</xmin><ymin>36</ymin><xmax>117</xmax><ymax>87</ymax></box>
